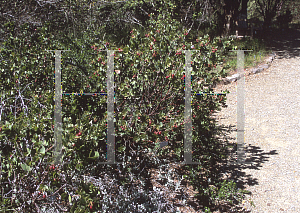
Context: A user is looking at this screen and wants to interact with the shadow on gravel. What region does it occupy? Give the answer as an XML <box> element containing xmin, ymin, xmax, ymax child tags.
<box><xmin>262</xmin><ymin>25</ymin><xmax>300</xmax><ymax>59</ymax></box>
<box><xmin>209</xmin><ymin>121</ymin><xmax>279</xmax><ymax>212</ymax></box>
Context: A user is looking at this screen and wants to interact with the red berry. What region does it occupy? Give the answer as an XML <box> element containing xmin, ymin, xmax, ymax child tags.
<box><xmin>166</xmin><ymin>76</ymin><xmax>169</xmax><ymax>79</ymax></box>
<box><xmin>43</xmin><ymin>194</ymin><xmax>46</xmax><ymax>199</ymax></box>
<box><xmin>138</xmin><ymin>117</ymin><xmax>140</xmax><ymax>119</ymax></box>
<box><xmin>90</xmin><ymin>205</ymin><xmax>92</xmax><ymax>209</ymax></box>
<box><xmin>171</xmin><ymin>74</ymin><xmax>174</xmax><ymax>78</ymax></box>
<box><xmin>53</xmin><ymin>178</ymin><xmax>56</xmax><ymax>181</ymax></box>
<box><xmin>77</xmin><ymin>132</ymin><xmax>82</xmax><ymax>136</ymax></box>
<box><xmin>38</xmin><ymin>191</ymin><xmax>41</xmax><ymax>195</ymax></box>
<box><xmin>158</xmin><ymin>131</ymin><xmax>161</xmax><ymax>135</ymax></box>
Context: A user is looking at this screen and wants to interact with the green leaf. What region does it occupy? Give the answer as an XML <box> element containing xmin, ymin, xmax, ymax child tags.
<box><xmin>39</xmin><ymin>146</ymin><xmax>45</xmax><ymax>154</ymax></box>
<box><xmin>94</xmin><ymin>151</ymin><xmax>99</xmax><ymax>158</ymax></box>
<box><xmin>20</xmin><ymin>163</ymin><xmax>31</xmax><ymax>172</ymax></box>
<box><xmin>8</xmin><ymin>123</ymin><xmax>13</xmax><ymax>130</ymax></box>
<box><xmin>118</xmin><ymin>145</ymin><xmax>126</xmax><ymax>152</ymax></box>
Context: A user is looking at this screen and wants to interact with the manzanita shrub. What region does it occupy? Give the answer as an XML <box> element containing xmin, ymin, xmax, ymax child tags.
<box><xmin>0</xmin><ymin>12</ymin><xmax>248</xmax><ymax>212</ymax></box>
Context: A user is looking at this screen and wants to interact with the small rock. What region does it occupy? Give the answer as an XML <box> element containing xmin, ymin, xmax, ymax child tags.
<box><xmin>225</xmin><ymin>73</ymin><xmax>241</xmax><ymax>82</ymax></box>
<box><xmin>251</xmin><ymin>67</ymin><xmax>264</xmax><ymax>74</ymax></box>
<box><xmin>222</xmin><ymin>78</ymin><xmax>231</xmax><ymax>84</ymax></box>
<box><xmin>259</xmin><ymin>64</ymin><xmax>270</xmax><ymax>69</ymax></box>
<box><xmin>222</xmin><ymin>73</ymin><xmax>241</xmax><ymax>84</ymax></box>
<box><xmin>232</xmin><ymin>73</ymin><xmax>241</xmax><ymax>79</ymax></box>
<box><xmin>266</xmin><ymin>57</ymin><xmax>273</xmax><ymax>63</ymax></box>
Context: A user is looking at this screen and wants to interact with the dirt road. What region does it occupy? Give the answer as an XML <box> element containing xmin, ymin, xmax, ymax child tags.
<box><xmin>211</xmin><ymin>27</ymin><xmax>300</xmax><ymax>212</ymax></box>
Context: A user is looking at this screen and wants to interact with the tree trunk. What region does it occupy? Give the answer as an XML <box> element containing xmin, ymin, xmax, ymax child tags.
<box><xmin>236</xmin><ymin>0</ymin><xmax>249</xmax><ymax>37</ymax></box>
<box><xmin>225</xmin><ymin>15</ymin><xmax>232</xmax><ymax>36</ymax></box>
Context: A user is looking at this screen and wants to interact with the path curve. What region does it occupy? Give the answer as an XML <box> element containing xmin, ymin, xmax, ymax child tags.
<box><xmin>211</xmin><ymin>27</ymin><xmax>300</xmax><ymax>212</ymax></box>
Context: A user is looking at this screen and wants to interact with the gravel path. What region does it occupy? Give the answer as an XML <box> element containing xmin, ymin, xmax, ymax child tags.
<box><xmin>211</xmin><ymin>28</ymin><xmax>300</xmax><ymax>212</ymax></box>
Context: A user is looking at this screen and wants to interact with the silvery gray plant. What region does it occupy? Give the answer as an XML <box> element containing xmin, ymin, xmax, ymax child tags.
<box><xmin>32</xmin><ymin>144</ymin><xmax>198</xmax><ymax>212</ymax></box>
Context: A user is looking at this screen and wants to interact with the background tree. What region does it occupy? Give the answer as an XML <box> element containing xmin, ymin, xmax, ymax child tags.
<box><xmin>1</xmin><ymin>0</ymin><xmax>245</xmax><ymax>47</ymax></box>
<box><xmin>247</xmin><ymin>0</ymin><xmax>298</xmax><ymax>31</ymax></box>
<box><xmin>254</xmin><ymin>0</ymin><xmax>282</xmax><ymax>29</ymax></box>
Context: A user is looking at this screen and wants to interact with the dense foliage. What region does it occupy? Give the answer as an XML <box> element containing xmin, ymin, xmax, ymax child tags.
<box><xmin>0</xmin><ymin>2</ymin><xmax>252</xmax><ymax>213</ymax></box>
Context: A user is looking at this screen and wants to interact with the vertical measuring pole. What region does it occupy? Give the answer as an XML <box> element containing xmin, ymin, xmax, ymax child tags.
<box><xmin>53</xmin><ymin>50</ymin><xmax>63</xmax><ymax>165</ymax></box>
<box><xmin>106</xmin><ymin>50</ymin><xmax>115</xmax><ymax>164</ymax></box>
<box><xmin>230</xmin><ymin>50</ymin><xmax>252</xmax><ymax>165</ymax></box>
<box><xmin>180</xmin><ymin>50</ymin><xmax>201</xmax><ymax>165</ymax></box>
<box><xmin>184</xmin><ymin>50</ymin><xmax>192</xmax><ymax>164</ymax></box>
<box><xmin>237</xmin><ymin>50</ymin><xmax>246</xmax><ymax>164</ymax></box>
